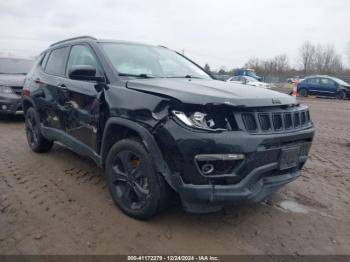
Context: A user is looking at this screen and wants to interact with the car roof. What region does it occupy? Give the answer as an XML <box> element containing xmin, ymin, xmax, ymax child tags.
<box><xmin>0</xmin><ymin>57</ymin><xmax>33</xmax><ymax>61</ymax></box>
<box><xmin>304</xmin><ymin>75</ymin><xmax>349</xmax><ymax>85</ymax></box>
<box><xmin>49</xmin><ymin>35</ymin><xmax>161</xmax><ymax>49</ymax></box>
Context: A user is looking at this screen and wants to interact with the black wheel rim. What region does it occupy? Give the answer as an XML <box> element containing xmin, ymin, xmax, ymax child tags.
<box><xmin>111</xmin><ymin>150</ymin><xmax>150</xmax><ymax>210</ymax></box>
<box><xmin>25</xmin><ymin>112</ymin><xmax>38</xmax><ymax>147</ymax></box>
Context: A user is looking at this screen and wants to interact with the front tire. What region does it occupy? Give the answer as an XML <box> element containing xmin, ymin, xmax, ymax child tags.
<box><xmin>336</xmin><ymin>90</ymin><xmax>346</xmax><ymax>100</ymax></box>
<box><xmin>25</xmin><ymin>107</ymin><xmax>53</xmax><ymax>153</ymax></box>
<box><xmin>105</xmin><ymin>138</ymin><xmax>169</xmax><ymax>219</ymax></box>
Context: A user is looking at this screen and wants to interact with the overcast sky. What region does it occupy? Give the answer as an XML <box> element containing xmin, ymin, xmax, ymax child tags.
<box><xmin>0</xmin><ymin>0</ymin><xmax>349</xmax><ymax>69</ymax></box>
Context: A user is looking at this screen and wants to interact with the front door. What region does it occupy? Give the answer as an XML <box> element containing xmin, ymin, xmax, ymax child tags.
<box><xmin>62</xmin><ymin>44</ymin><xmax>104</xmax><ymax>152</ymax></box>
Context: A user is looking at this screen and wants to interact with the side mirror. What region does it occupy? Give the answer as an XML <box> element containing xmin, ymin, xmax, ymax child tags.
<box><xmin>242</xmin><ymin>78</ymin><xmax>248</xmax><ymax>84</ymax></box>
<box><xmin>68</xmin><ymin>65</ymin><xmax>104</xmax><ymax>82</ymax></box>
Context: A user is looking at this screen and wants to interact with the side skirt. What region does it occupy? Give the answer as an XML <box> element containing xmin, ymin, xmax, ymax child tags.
<box><xmin>41</xmin><ymin>125</ymin><xmax>102</xmax><ymax>167</ymax></box>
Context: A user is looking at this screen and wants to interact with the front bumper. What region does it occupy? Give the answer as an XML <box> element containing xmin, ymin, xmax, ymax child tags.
<box><xmin>155</xmin><ymin>119</ymin><xmax>315</xmax><ymax>213</ymax></box>
<box><xmin>0</xmin><ymin>94</ymin><xmax>23</xmax><ymax>114</ymax></box>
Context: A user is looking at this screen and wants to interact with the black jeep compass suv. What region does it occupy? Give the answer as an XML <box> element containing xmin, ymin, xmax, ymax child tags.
<box><xmin>23</xmin><ymin>36</ymin><xmax>315</xmax><ymax>219</ymax></box>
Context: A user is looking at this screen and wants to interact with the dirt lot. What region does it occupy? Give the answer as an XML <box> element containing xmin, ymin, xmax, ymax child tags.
<box><xmin>0</xmin><ymin>97</ymin><xmax>349</xmax><ymax>255</ymax></box>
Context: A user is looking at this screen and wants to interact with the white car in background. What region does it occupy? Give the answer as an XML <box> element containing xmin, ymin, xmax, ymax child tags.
<box><xmin>226</xmin><ymin>76</ymin><xmax>271</xmax><ymax>89</ymax></box>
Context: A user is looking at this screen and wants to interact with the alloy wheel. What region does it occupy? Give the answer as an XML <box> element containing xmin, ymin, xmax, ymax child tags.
<box><xmin>25</xmin><ymin>112</ymin><xmax>38</xmax><ymax>147</ymax></box>
<box><xmin>111</xmin><ymin>150</ymin><xmax>150</xmax><ymax>210</ymax></box>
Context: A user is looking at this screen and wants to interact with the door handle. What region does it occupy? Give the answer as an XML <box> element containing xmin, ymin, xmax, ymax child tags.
<box><xmin>34</xmin><ymin>78</ymin><xmax>43</xmax><ymax>84</ymax></box>
<box><xmin>57</xmin><ymin>83</ymin><xmax>67</xmax><ymax>89</ymax></box>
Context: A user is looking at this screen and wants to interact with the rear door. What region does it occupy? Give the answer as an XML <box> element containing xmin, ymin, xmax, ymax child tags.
<box><xmin>61</xmin><ymin>44</ymin><xmax>103</xmax><ymax>152</ymax></box>
<box><xmin>319</xmin><ymin>78</ymin><xmax>337</xmax><ymax>96</ymax></box>
<box><xmin>36</xmin><ymin>46</ymin><xmax>70</xmax><ymax>131</ymax></box>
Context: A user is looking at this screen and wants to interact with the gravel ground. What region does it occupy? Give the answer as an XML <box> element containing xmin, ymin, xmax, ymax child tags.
<box><xmin>0</xmin><ymin>97</ymin><xmax>349</xmax><ymax>255</ymax></box>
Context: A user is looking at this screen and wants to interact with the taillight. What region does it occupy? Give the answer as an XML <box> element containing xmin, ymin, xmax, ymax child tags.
<box><xmin>22</xmin><ymin>88</ymin><xmax>30</xmax><ymax>97</ymax></box>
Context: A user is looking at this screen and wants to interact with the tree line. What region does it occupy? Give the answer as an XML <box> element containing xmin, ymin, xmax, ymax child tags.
<box><xmin>205</xmin><ymin>41</ymin><xmax>350</xmax><ymax>79</ymax></box>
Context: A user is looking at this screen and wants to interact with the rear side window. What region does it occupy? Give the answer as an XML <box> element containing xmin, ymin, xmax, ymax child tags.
<box><xmin>45</xmin><ymin>47</ymin><xmax>69</xmax><ymax>76</ymax></box>
<box><xmin>320</xmin><ymin>78</ymin><xmax>336</xmax><ymax>86</ymax></box>
<box><xmin>41</xmin><ymin>52</ymin><xmax>50</xmax><ymax>69</ymax></box>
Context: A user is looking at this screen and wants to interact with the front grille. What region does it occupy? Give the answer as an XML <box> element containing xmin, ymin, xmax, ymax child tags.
<box><xmin>259</xmin><ymin>114</ymin><xmax>271</xmax><ymax>131</ymax></box>
<box><xmin>294</xmin><ymin>112</ymin><xmax>300</xmax><ymax>127</ymax></box>
<box><xmin>10</xmin><ymin>86</ymin><xmax>23</xmax><ymax>96</ymax></box>
<box><xmin>239</xmin><ymin>107</ymin><xmax>312</xmax><ymax>133</ymax></box>
<box><xmin>284</xmin><ymin>113</ymin><xmax>293</xmax><ymax>129</ymax></box>
<box><xmin>272</xmin><ymin>114</ymin><xmax>283</xmax><ymax>130</ymax></box>
<box><xmin>242</xmin><ymin>113</ymin><xmax>257</xmax><ymax>131</ymax></box>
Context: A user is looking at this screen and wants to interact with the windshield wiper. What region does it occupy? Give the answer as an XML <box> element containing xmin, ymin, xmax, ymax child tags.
<box><xmin>118</xmin><ymin>73</ymin><xmax>160</xmax><ymax>79</ymax></box>
<box><xmin>166</xmin><ymin>75</ymin><xmax>204</xmax><ymax>79</ymax></box>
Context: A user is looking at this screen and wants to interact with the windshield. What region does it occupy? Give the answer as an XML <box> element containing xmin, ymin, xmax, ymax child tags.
<box><xmin>244</xmin><ymin>76</ymin><xmax>257</xmax><ymax>82</ymax></box>
<box><xmin>0</xmin><ymin>58</ymin><xmax>33</xmax><ymax>74</ymax></box>
<box><xmin>101</xmin><ymin>43</ymin><xmax>211</xmax><ymax>79</ymax></box>
<box><xmin>246</xmin><ymin>70</ymin><xmax>258</xmax><ymax>78</ymax></box>
<box><xmin>332</xmin><ymin>77</ymin><xmax>349</xmax><ymax>86</ymax></box>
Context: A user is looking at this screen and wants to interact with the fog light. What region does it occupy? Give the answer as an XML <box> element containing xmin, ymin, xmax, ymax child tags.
<box><xmin>201</xmin><ymin>163</ymin><xmax>214</xmax><ymax>175</ymax></box>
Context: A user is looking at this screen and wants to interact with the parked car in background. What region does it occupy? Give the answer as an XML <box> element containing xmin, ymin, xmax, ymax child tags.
<box><xmin>234</xmin><ymin>68</ymin><xmax>262</xmax><ymax>81</ymax></box>
<box><xmin>0</xmin><ymin>57</ymin><xmax>33</xmax><ymax>115</ymax></box>
<box><xmin>227</xmin><ymin>76</ymin><xmax>271</xmax><ymax>88</ymax></box>
<box><xmin>297</xmin><ymin>75</ymin><xmax>350</xmax><ymax>99</ymax></box>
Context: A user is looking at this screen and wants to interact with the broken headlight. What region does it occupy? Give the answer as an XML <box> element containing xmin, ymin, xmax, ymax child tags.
<box><xmin>172</xmin><ymin>111</ymin><xmax>228</xmax><ymax>131</ymax></box>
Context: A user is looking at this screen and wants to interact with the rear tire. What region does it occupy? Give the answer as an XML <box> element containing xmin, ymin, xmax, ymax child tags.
<box><xmin>25</xmin><ymin>107</ymin><xmax>53</xmax><ymax>153</ymax></box>
<box><xmin>105</xmin><ymin>138</ymin><xmax>169</xmax><ymax>219</ymax></box>
<box><xmin>298</xmin><ymin>89</ymin><xmax>308</xmax><ymax>97</ymax></box>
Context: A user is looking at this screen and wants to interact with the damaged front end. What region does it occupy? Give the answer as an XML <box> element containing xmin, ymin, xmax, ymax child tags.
<box><xmin>107</xmin><ymin>80</ymin><xmax>315</xmax><ymax>213</ymax></box>
<box><xmin>153</xmin><ymin>102</ymin><xmax>314</xmax><ymax>213</ymax></box>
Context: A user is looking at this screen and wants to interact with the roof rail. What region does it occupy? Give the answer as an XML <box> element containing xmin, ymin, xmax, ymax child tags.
<box><xmin>50</xmin><ymin>36</ymin><xmax>97</xmax><ymax>47</ymax></box>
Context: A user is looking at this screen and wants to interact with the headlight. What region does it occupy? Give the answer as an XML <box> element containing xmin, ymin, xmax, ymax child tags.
<box><xmin>172</xmin><ymin>111</ymin><xmax>227</xmax><ymax>131</ymax></box>
<box><xmin>0</xmin><ymin>85</ymin><xmax>14</xmax><ymax>94</ymax></box>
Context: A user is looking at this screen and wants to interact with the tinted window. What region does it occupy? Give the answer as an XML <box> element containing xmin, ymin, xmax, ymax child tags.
<box><xmin>0</xmin><ymin>58</ymin><xmax>33</xmax><ymax>74</ymax></box>
<box><xmin>320</xmin><ymin>78</ymin><xmax>335</xmax><ymax>86</ymax></box>
<box><xmin>45</xmin><ymin>47</ymin><xmax>69</xmax><ymax>76</ymax></box>
<box><xmin>41</xmin><ymin>52</ymin><xmax>50</xmax><ymax>69</ymax></box>
<box><xmin>231</xmin><ymin>76</ymin><xmax>240</xmax><ymax>81</ymax></box>
<box><xmin>308</xmin><ymin>78</ymin><xmax>319</xmax><ymax>85</ymax></box>
<box><xmin>67</xmin><ymin>45</ymin><xmax>101</xmax><ymax>74</ymax></box>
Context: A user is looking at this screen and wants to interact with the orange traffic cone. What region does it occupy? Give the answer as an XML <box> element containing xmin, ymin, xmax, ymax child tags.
<box><xmin>292</xmin><ymin>80</ymin><xmax>298</xmax><ymax>97</ymax></box>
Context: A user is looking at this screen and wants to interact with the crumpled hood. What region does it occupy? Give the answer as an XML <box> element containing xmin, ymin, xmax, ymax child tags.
<box><xmin>0</xmin><ymin>74</ymin><xmax>26</xmax><ymax>87</ymax></box>
<box><xmin>126</xmin><ymin>78</ymin><xmax>296</xmax><ymax>107</ymax></box>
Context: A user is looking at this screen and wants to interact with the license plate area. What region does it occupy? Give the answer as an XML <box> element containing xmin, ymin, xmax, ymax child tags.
<box><xmin>279</xmin><ymin>146</ymin><xmax>300</xmax><ymax>170</ymax></box>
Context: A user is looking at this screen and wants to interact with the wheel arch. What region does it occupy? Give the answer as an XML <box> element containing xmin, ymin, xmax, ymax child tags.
<box><xmin>100</xmin><ymin>117</ymin><xmax>174</xmax><ymax>188</ymax></box>
<box><xmin>22</xmin><ymin>97</ymin><xmax>38</xmax><ymax>114</ymax></box>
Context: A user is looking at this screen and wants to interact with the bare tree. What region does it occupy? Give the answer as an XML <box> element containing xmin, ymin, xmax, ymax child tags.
<box><xmin>274</xmin><ymin>54</ymin><xmax>289</xmax><ymax>74</ymax></box>
<box><xmin>298</xmin><ymin>41</ymin><xmax>316</xmax><ymax>75</ymax></box>
<box><xmin>346</xmin><ymin>42</ymin><xmax>350</xmax><ymax>69</ymax></box>
<box><xmin>204</xmin><ymin>63</ymin><xmax>211</xmax><ymax>73</ymax></box>
<box><xmin>313</xmin><ymin>45</ymin><xmax>343</xmax><ymax>74</ymax></box>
